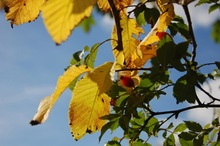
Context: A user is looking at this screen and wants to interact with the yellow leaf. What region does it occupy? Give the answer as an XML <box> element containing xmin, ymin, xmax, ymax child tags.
<box><xmin>30</xmin><ymin>65</ymin><xmax>91</xmax><ymax>125</ymax></box>
<box><xmin>114</xmin><ymin>0</ymin><xmax>133</xmax><ymax>10</ymax></box>
<box><xmin>69</xmin><ymin>62</ymin><xmax>113</xmax><ymax>140</ymax></box>
<box><xmin>30</xmin><ymin>95</ymin><xmax>51</xmax><ymax>125</ymax></box>
<box><xmin>97</xmin><ymin>0</ymin><xmax>133</xmax><ymax>12</ymax></box>
<box><xmin>0</xmin><ymin>0</ymin><xmax>4</xmax><ymax>10</ymax></box>
<box><xmin>4</xmin><ymin>0</ymin><xmax>44</xmax><ymax>26</ymax></box>
<box><xmin>97</xmin><ymin>0</ymin><xmax>110</xmax><ymax>12</ymax></box>
<box><xmin>42</xmin><ymin>0</ymin><xmax>96</xmax><ymax>44</ymax></box>
<box><xmin>137</xmin><ymin>0</ymin><xmax>175</xmax><ymax>60</ymax></box>
<box><xmin>133</xmin><ymin>44</ymin><xmax>157</xmax><ymax>67</ymax></box>
<box><xmin>112</xmin><ymin>11</ymin><xmax>144</xmax><ymax>67</ymax></box>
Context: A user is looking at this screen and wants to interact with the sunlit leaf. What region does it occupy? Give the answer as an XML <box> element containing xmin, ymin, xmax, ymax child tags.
<box><xmin>30</xmin><ymin>65</ymin><xmax>91</xmax><ymax>125</ymax></box>
<box><xmin>42</xmin><ymin>0</ymin><xmax>96</xmax><ymax>44</ymax></box>
<box><xmin>97</xmin><ymin>0</ymin><xmax>110</xmax><ymax>12</ymax></box>
<box><xmin>30</xmin><ymin>95</ymin><xmax>51</xmax><ymax>125</ymax></box>
<box><xmin>174</xmin><ymin>123</ymin><xmax>187</xmax><ymax>133</ymax></box>
<box><xmin>0</xmin><ymin>0</ymin><xmax>4</xmax><ymax>10</ymax></box>
<box><xmin>69</xmin><ymin>62</ymin><xmax>113</xmax><ymax>140</ymax></box>
<box><xmin>4</xmin><ymin>0</ymin><xmax>44</xmax><ymax>27</ymax></box>
<box><xmin>164</xmin><ymin>134</ymin><xmax>175</xmax><ymax>146</ymax></box>
<box><xmin>137</xmin><ymin>1</ymin><xmax>175</xmax><ymax>60</ymax></box>
<box><xmin>112</xmin><ymin>11</ymin><xmax>144</xmax><ymax>68</ymax></box>
<box><xmin>84</xmin><ymin>43</ymin><xmax>99</xmax><ymax>68</ymax></box>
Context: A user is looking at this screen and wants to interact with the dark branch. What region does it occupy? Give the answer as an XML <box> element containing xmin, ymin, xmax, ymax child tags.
<box><xmin>108</xmin><ymin>0</ymin><xmax>123</xmax><ymax>51</ymax></box>
<box><xmin>182</xmin><ymin>5</ymin><xmax>197</xmax><ymax>62</ymax></box>
<box><xmin>134</xmin><ymin>103</ymin><xmax>220</xmax><ymax>140</ymax></box>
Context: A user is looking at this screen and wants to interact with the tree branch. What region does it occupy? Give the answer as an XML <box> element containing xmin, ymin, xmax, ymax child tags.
<box><xmin>108</xmin><ymin>0</ymin><xmax>123</xmax><ymax>51</ymax></box>
<box><xmin>182</xmin><ymin>5</ymin><xmax>197</xmax><ymax>62</ymax></box>
<box><xmin>134</xmin><ymin>103</ymin><xmax>220</xmax><ymax>141</ymax></box>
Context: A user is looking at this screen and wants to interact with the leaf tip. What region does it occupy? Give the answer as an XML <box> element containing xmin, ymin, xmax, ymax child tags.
<box><xmin>29</xmin><ymin>120</ymin><xmax>41</xmax><ymax>126</ymax></box>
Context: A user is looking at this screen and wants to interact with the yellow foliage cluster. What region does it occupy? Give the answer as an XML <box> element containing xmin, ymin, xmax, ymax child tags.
<box><xmin>2</xmin><ymin>0</ymin><xmax>175</xmax><ymax>141</ymax></box>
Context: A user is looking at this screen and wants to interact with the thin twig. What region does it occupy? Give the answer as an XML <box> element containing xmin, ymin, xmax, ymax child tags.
<box><xmin>196</xmin><ymin>62</ymin><xmax>217</xmax><ymax>70</ymax></box>
<box><xmin>196</xmin><ymin>83</ymin><xmax>220</xmax><ymax>102</ymax></box>
<box><xmin>182</xmin><ymin>5</ymin><xmax>197</xmax><ymax>62</ymax></box>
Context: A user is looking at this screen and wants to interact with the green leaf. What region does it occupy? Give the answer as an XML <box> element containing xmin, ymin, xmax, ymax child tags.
<box><xmin>169</xmin><ymin>22</ymin><xmax>189</xmax><ymax>40</ymax></box>
<box><xmin>184</xmin><ymin>121</ymin><xmax>203</xmax><ymax>132</ymax></box>
<box><xmin>171</xmin><ymin>42</ymin><xmax>189</xmax><ymax>71</ymax></box>
<box><xmin>173</xmin><ymin>74</ymin><xmax>197</xmax><ymax>103</ymax></box>
<box><xmin>211</xmin><ymin>141</ymin><xmax>220</xmax><ymax>146</ymax></box>
<box><xmin>157</xmin><ymin>36</ymin><xmax>176</xmax><ymax>67</ymax></box>
<box><xmin>178</xmin><ymin>132</ymin><xmax>197</xmax><ymax>140</ymax></box>
<box><xmin>211</xmin><ymin>20</ymin><xmax>220</xmax><ymax>43</ymax></box>
<box><xmin>144</xmin><ymin>7</ymin><xmax>160</xmax><ymax>27</ymax></box>
<box><xmin>70</xmin><ymin>51</ymin><xmax>84</xmax><ymax>65</ymax></box>
<box><xmin>106</xmin><ymin>140</ymin><xmax>121</xmax><ymax>146</ymax></box>
<box><xmin>99</xmin><ymin>120</ymin><xmax>119</xmax><ymax>141</ymax></box>
<box><xmin>196</xmin><ymin>0</ymin><xmax>212</xmax><ymax>6</ymax></box>
<box><xmin>173</xmin><ymin>15</ymin><xmax>185</xmax><ymax>24</ymax></box>
<box><xmin>179</xmin><ymin>137</ymin><xmax>193</xmax><ymax>145</ymax></box>
<box><xmin>210</xmin><ymin>128</ymin><xmax>219</xmax><ymax>141</ymax></box>
<box><xmin>133</xmin><ymin>111</ymin><xmax>145</xmax><ymax>126</ymax></box>
<box><xmin>174</xmin><ymin>123</ymin><xmax>187</xmax><ymax>133</ymax></box>
<box><xmin>193</xmin><ymin>135</ymin><xmax>204</xmax><ymax>146</ymax></box>
<box><xmin>212</xmin><ymin>118</ymin><xmax>220</xmax><ymax>126</ymax></box>
<box><xmin>164</xmin><ymin>134</ymin><xmax>175</xmax><ymax>146</ymax></box>
<box><xmin>162</xmin><ymin>131</ymin><xmax>167</xmax><ymax>138</ymax></box>
<box><xmin>130</xmin><ymin>139</ymin><xmax>151</xmax><ymax>146</ymax></box>
<box><xmin>134</xmin><ymin>5</ymin><xmax>160</xmax><ymax>27</ymax></box>
<box><xmin>84</xmin><ymin>43</ymin><xmax>99</xmax><ymax>68</ymax></box>
<box><xmin>167</xmin><ymin>123</ymin><xmax>174</xmax><ymax>130</ymax></box>
<box><xmin>119</xmin><ymin>115</ymin><xmax>130</xmax><ymax>132</ymax></box>
<box><xmin>134</xmin><ymin>5</ymin><xmax>147</xmax><ymax>26</ymax></box>
<box><xmin>209</xmin><ymin>3</ymin><xmax>220</xmax><ymax>13</ymax></box>
<box><xmin>79</xmin><ymin>15</ymin><xmax>95</xmax><ymax>33</ymax></box>
<box><xmin>84</xmin><ymin>45</ymin><xmax>90</xmax><ymax>52</ymax></box>
<box><xmin>145</xmin><ymin>117</ymin><xmax>159</xmax><ymax>136</ymax></box>
<box><xmin>99</xmin><ymin>122</ymin><xmax>112</xmax><ymax>141</ymax></box>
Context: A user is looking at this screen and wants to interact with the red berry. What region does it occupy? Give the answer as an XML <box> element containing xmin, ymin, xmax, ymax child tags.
<box><xmin>156</xmin><ymin>31</ymin><xmax>167</xmax><ymax>40</ymax></box>
<box><xmin>110</xmin><ymin>98</ymin><xmax>118</xmax><ymax>106</ymax></box>
<box><xmin>120</xmin><ymin>76</ymin><xmax>134</xmax><ymax>87</ymax></box>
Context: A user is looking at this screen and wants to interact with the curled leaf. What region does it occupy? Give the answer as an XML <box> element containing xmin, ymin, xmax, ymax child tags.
<box><xmin>30</xmin><ymin>65</ymin><xmax>91</xmax><ymax>125</ymax></box>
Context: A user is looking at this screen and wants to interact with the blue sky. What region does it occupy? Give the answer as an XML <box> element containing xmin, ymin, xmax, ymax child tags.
<box><xmin>0</xmin><ymin>2</ymin><xmax>220</xmax><ymax>146</ymax></box>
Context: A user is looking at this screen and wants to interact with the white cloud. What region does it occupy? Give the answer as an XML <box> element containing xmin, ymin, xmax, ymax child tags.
<box><xmin>186</xmin><ymin>79</ymin><xmax>220</xmax><ymax>125</ymax></box>
<box><xmin>100</xmin><ymin>14</ymin><xmax>114</xmax><ymax>32</ymax></box>
<box><xmin>174</xmin><ymin>2</ymin><xmax>220</xmax><ymax>28</ymax></box>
